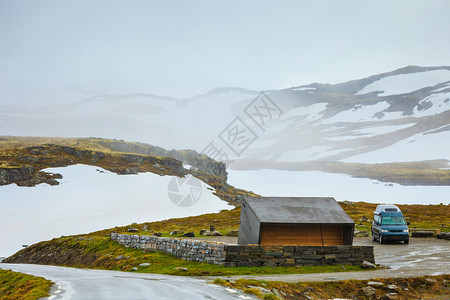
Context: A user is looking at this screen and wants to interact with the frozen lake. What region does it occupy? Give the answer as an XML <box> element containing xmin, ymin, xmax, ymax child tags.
<box><xmin>227</xmin><ymin>169</ymin><xmax>450</xmax><ymax>206</ymax></box>
<box><xmin>0</xmin><ymin>164</ymin><xmax>233</xmax><ymax>257</ymax></box>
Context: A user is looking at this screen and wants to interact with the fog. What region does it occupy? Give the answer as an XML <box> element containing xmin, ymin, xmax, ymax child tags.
<box><xmin>1</xmin><ymin>0</ymin><xmax>450</xmax><ymax>99</ymax></box>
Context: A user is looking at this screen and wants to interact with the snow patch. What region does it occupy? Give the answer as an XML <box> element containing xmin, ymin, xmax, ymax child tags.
<box><xmin>356</xmin><ymin>70</ymin><xmax>450</xmax><ymax>96</ymax></box>
<box><xmin>343</xmin><ymin>129</ymin><xmax>450</xmax><ymax>163</ymax></box>
<box><xmin>0</xmin><ymin>164</ymin><xmax>233</xmax><ymax>257</ymax></box>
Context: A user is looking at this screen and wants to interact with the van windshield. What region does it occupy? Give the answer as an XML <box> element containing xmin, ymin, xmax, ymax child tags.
<box><xmin>382</xmin><ymin>216</ymin><xmax>406</xmax><ymax>225</ymax></box>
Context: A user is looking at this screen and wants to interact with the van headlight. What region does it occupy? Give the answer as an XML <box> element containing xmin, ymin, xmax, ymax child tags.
<box><xmin>381</xmin><ymin>229</ymin><xmax>389</xmax><ymax>233</ymax></box>
<box><xmin>403</xmin><ymin>229</ymin><xmax>409</xmax><ymax>233</ymax></box>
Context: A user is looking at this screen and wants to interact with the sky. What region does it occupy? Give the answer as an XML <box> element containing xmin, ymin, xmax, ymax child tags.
<box><xmin>0</xmin><ymin>0</ymin><xmax>449</xmax><ymax>98</ymax></box>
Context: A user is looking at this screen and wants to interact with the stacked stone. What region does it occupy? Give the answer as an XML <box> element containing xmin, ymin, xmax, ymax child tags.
<box><xmin>223</xmin><ymin>245</ymin><xmax>374</xmax><ymax>267</ymax></box>
<box><xmin>110</xmin><ymin>233</ymin><xmax>226</xmax><ymax>265</ymax></box>
<box><xmin>110</xmin><ymin>233</ymin><xmax>375</xmax><ymax>267</ymax></box>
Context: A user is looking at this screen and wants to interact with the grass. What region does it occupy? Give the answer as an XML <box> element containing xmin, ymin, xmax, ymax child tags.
<box><xmin>5</xmin><ymin>236</ymin><xmax>367</xmax><ymax>277</ymax></box>
<box><xmin>93</xmin><ymin>201</ymin><xmax>449</xmax><ymax>237</ymax></box>
<box><xmin>212</xmin><ymin>275</ymin><xmax>450</xmax><ymax>299</ymax></box>
<box><xmin>0</xmin><ymin>269</ymin><xmax>53</xmax><ymax>300</ymax></box>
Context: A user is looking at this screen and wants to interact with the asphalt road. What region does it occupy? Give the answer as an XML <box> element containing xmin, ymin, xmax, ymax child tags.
<box><xmin>1</xmin><ymin>238</ymin><xmax>448</xmax><ymax>298</ymax></box>
<box><xmin>0</xmin><ymin>263</ymin><xmax>255</xmax><ymax>300</ymax></box>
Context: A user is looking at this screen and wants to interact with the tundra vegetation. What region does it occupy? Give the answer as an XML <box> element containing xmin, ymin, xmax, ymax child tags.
<box><xmin>0</xmin><ymin>269</ymin><xmax>53</xmax><ymax>300</ymax></box>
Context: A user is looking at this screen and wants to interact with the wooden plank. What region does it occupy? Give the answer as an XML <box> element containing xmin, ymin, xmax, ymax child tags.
<box><xmin>260</xmin><ymin>224</ymin><xmax>324</xmax><ymax>246</ymax></box>
<box><xmin>321</xmin><ymin>225</ymin><xmax>343</xmax><ymax>246</ymax></box>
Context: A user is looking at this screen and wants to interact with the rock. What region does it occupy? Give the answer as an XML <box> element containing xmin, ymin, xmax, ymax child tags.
<box><xmin>361</xmin><ymin>215</ymin><xmax>370</xmax><ymax>222</ymax></box>
<box><xmin>170</xmin><ymin>231</ymin><xmax>184</xmax><ymax>236</ymax></box>
<box><xmin>387</xmin><ymin>284</ymin><xmax>398</xmax><ymax>291</ymax></box>
<box><xmin>361</xmin><ymin>286</ymin><xmax>376</xmax><ymax>298</ymax></box>
<box><xmin>362</xmin><ymin>260</ymin><xmax>377</xmax><ymax>269</ymax></box>
<box><xmin>209</xmin><ymin>225</ymin><xmax>216</xmax><ymax>231</ymax></box>
<box><xmin>354</xmin><ymin>230</ymin><xmax>370</xmax><ymax>237</ymax></box>
<box><xmin>425</xmin><ymin>278</ymin><xmax>437</xmax><ymax>284</ymax></box>
<box><xmin>131</xmin><ymin>267</ymin><xmax>138</xmax><ymax>271</ymax></box>
<box><xmin>153</xmin><ymin>232</ymin><xmax>162</xmax><ymax>237</ymax></box>
<box><xmin>139</xmin><ymin>263</ymin><xmax>151</xmax><ymax>267</ymax></box>
<box><xmin>127</xmin><ymin>228</ymin><xmax>139</xmax><ymax>233</ymax></box>
<box><xmin>202</xmin><ymin>230</ymin><xmax>222</xmax><ymax>236</ymax></box>
<box><xmin>226</xmin><ymin>230</ymin><xmax>239</xmax><ymax>237</ymax></box>
<box><xmin>436</xmin><ymin>232</ymin><xmax>450</xmax><ymax>240</ymax></box>
<box><xmin>382</xmin><ymin>293</ymin><xmax>398</xmax><ymax>300</ymax></box>
<box><xmin>412</xmin><ymin>231</ymin><xmax>434</xmax><ymax>238</ymax></box>
<box><xmin>341</xmin><ymin>201</ymin><xmax>354</xmax><ymax>206</ymax></box>
<box><xmin>45</xmin><ymin>178</ymin><xmax>60</xmax><ymax>185</ymax></box>
<box><xmin>199</xmin><ymin>229</ymin><xmax>207</xmax><ymax>235</ymax></box>
<box><xmin>115</xmin><ymin>255</ymin><xmax>125</xmax><ymax>260</ymax></box>
<box><xmin>182</xmin><ymin>232</ymin><xmax>195</xmax><ymax>237</ymax></box>
<box><xmin>368</xmin><ymin>281</ymin><xmax>383</xmax><ymax>286</ymax></box>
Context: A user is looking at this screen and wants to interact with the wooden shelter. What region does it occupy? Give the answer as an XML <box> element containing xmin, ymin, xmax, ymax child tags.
<box><xmin>238</xmin><ymin>197</ymin><xmax>355</xmax><ymax>246</ymax></box>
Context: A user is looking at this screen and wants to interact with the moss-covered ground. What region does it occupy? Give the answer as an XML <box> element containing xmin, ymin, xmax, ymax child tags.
<box><xmin>212</xmin><ymin>275</ymin><xmax>450</xmax><ymax>299</ymax></box>
<box><xmin>0</xmin><ymin>269</ymin><xmax>53</xmax><ymax>300</ymax></box>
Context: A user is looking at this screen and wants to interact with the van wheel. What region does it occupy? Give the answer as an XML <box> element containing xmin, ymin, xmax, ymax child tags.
<box><xmin>379</xmin><ymin>236</ymin><xmax>384</xmax><ymax>244</ymax></box>
<box><xmin>372</xmin><ymin>233</ymin><xmax>377</xmax><ymax>241</ymax></box>
<box><xmin>404</xmin><ymin>239</ymin><xmax>409</xmax><ymax>244</ymax></box>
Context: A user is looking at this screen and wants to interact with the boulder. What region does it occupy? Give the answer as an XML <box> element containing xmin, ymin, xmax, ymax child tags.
<box><xmin>127</xmin><ymin>228</ymin><xmax>139</xmax><ymax>233</ymax></box>
<box><xmin>361</xmin><ymin>286</ymin><xmax>376</xmax><ymax>298</ymax></box>
<box><xmin>182</xmin><ymin>232</ymin><xmax>195</xmax><ymax>237</ymax></box>
<box><xmin>382</xmin><ymin>293</ymin><xmax>398</xmax><ymax>300</ymax></box>
<box><xmin>131</xmin><ymin>267</ymin><xmax>138</xmax><ymax>271</ymax></box>
<box><xmin>139</xmin><ymin>263</ymin><xmax>151</xmax><ymax>267</ymax></box>
<box><xmin>436</xmin><ymin>232</ymin><xmax>450</xmax><ymax>240</ymax></box>
<box><xmin>153</xmin><ymin>232</ymin><xmax>162</xmax><ymax>237</ymax></box>
<box><xmin>362</xmin><ymin>260</ymin><xmax>377</xmax><ymax>269</ymax></box>
<box><xmin>368</xmin><ymin>281</ymin><xmax>383</xmax><ymax>286</ymax></box>
<box><xmin>387</xmin><ymin>284</ymin><xmax>398</xmax><ymax>291</ymax></box>
<box><xmin>226</xmin><ymin>230</ymin><xmax>239</xmax><ymax>237</ymax></box>
<box><xmin>202</xmin><ymin>230</ymin><xmax>222</xmax><ymax>236</ymax></box>
<box><xmin>411</xmin><ymin>231</ymin><xmax>433</xmax><ymax>238</ymax></box>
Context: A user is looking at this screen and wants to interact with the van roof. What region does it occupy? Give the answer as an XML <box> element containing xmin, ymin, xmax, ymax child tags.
<box><xmin>374</xmin><ymin>204</ymin><xmax>401</xmax><ymax>214</ymax></box>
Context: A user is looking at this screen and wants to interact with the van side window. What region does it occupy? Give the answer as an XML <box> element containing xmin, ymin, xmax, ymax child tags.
<box><xmin>374</xmin><ymin>215</ymin><xmax>380</xmax><ymax>225</ymax></box>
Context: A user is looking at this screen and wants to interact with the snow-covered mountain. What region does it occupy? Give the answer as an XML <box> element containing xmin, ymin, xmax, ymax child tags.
<box><xmin>1</xmin><ymin>65</ymin><xmax>449</xmax><ymax>166</ymax></box>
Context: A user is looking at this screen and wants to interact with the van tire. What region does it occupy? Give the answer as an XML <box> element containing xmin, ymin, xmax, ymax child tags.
<box><xmin>372</xmin><ymin>233</ymin><xmax>377</xmax><ymax>241</ymax></box>
<box><xmin>404</xmin><ymin>239</ymin><xmax>409</xmax><ymax>244</ymax></box>
<box><xmin>379</xmin><ymin>236</ymin><xmax>384</xmax><ymax>244</ymax></box>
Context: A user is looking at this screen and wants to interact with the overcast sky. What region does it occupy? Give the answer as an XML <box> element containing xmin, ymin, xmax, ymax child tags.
<box><xmin>1</xmin><ymin>0</ymin><xmax>449</xmax><ymax>98</ymax></box>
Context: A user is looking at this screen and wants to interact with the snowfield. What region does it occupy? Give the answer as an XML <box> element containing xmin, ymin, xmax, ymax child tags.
<box><xmin>0</xmin><ymin>164</ymin><xmax>233</xmax><ymax>257</ymax></box>
<box><xmin>227</xmin><ymin>169</ymin><xmax>450</xmax><ymax>206</ymax></box>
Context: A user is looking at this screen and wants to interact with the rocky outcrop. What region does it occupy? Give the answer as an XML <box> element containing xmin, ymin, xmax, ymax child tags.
<box><xmin>0</xmin><ymin>166</ymin><xmax>35</xmax><ymax>185</ymax></box>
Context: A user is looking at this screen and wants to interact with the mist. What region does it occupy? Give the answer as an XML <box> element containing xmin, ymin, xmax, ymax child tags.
<box><xmin>1</xmin><ymin>0</ymin><xmax>450</xmax><ymax>100</ymax></box>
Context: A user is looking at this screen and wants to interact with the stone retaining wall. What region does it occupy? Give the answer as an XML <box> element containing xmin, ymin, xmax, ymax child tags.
<box><xmin>110</xmin><ymin>233</ymin><xmax>375</xmax><ymax>267</ymax></box>
<box><xmin>110</xmin><ymin>233</ymin><xmax>226</xmax><ymax>265</ymax></box>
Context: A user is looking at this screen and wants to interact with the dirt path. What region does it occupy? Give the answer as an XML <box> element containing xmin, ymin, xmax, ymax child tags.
<box><xmin>201</xmin><ymin>237</ymin><xmax>450</xmax><ymax>282</ymax></box>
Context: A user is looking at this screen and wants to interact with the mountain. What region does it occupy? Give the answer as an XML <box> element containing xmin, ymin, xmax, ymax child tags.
<box><xmin>0</xmin><ymin>65</ymin><xmax>449</xmax><ymax>168</ymax></box>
